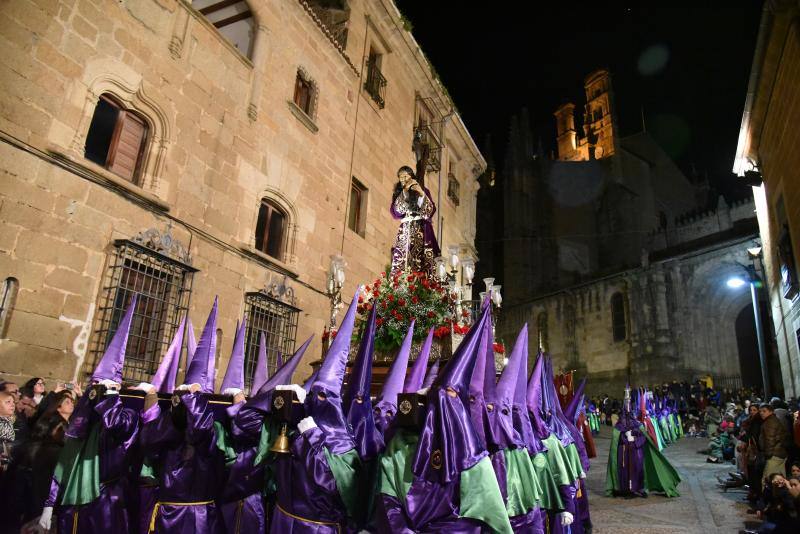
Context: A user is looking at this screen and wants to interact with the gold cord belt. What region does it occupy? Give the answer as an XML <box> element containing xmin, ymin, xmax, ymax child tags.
<box><xmin>275</xmin><ymin>502</ymin><xmax>342</xmax><ymax>533</ymax></box>
<box><xmin>148</xmin><ymin>500</ymin><xmax>214</xmax><ymax>532</ymax></box>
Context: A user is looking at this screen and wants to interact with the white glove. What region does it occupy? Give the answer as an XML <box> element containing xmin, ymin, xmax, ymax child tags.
<box><xmin>177</xmin><ymin>383</ymin><xmax>200</xmax><ymax>391</ymax></box>
<box><xmin>297</xmin><ymin>416</ymin><xmax>317</xmax><ymax>434</ymax></box>
<box><xmin>39</xmin><ymin>506</ymin><xmax>53</xmax><ymax>530</ymax></box>
<box><xmin>222</xmin><ymin>387</ymin><xmax>243</xmax><ymax>397</ymax></box>
<box><xmin>276</xmin><ymin>384</ymin><xmax>307</xmax><ymax>404</ymax></box>
<box><xmin>136</xmin><ymin>382</ymin><xmax>156</xmax><ymax>393</ymax></box>
<box><xmin>625</xmin><ymin>430</ymin><xmax>634</xmax><ymax>442</ymax></box>
<box><xmin>559</xmin><ymin>511</ymin><xmax>574</xmax><ymax>526</ymax></box>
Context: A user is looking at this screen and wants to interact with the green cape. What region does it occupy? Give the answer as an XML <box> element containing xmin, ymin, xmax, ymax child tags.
<box><xmin>52</xmin><ymin>425</ymin><xmax>101</xmax><ymax>506</ymax></box>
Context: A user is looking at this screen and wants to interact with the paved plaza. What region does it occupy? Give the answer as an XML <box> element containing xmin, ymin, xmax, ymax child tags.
<box><xmin>587</xmin><ymin>427</ymin><xmax>754</xmax><ymax>534</ymax></box>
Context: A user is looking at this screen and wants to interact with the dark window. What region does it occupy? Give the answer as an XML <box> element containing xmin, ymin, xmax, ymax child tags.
<box><xmin>364</xmin><ymin>47</ymin><xmax>386</xmax><ymax>108</ymax></box>
<box><xmin>87</xmin><ymin>240</ymin><xmax>196</xmax><ymax>383</ymax></box>
<box><xmin>0</xmin><ymin>277</ymin><xmax>19</xmax><ymax>338</ymax></box>
<box><xmin>243</xmin><ymin>292</ymin><xmax>300</xmax><ymax>393</ymax></box>
<box><xmin>447</xmin><ymin>170</ymin><xmax>460</xmax><ymax>206</ymax></box>
<box><xmin>85</xmin><ymin>94</ymin><xmax>148</xmax><ymax>184</ymax></box>
<box><xmin>255</xmin><ymin>199</ymin><xmax>287</xmax><ymax>260</ymax></box>
<box><xmin>348</xmin><ymin>178</ymin><xmax>367</xmax><ymax>237</ymax></box>
<box><xmin>294</xmin><ymin>73</ymin><xmax>314</xmax><ymax>116</ymax></box>
<box><xmin>611</xmin><ymin>292</ymin><xmax>627</xmax><ymax>342</ymax></box>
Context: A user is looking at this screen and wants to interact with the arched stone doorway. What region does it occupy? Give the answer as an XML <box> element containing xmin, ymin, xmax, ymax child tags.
<box><xmin>734</xmin><ymin>302</ymin><xmax>784</xmax><ymax>396</ymax></box>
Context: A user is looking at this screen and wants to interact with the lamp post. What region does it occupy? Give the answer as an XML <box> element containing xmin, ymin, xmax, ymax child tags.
<box><xmin>727</xmin><ymin>248</ymin><xmax>769</xmax><ymax>397</ymax></box>
<box><xmin>325</xmin><ymin>254</ymin><xmax>346</xmax><ymax>351</ymax></box>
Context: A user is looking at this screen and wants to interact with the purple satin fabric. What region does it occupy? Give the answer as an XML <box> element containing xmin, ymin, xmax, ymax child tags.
<box><xmin>389</xmin><ymin>184</ymin><xmax>441</xmax><ymax>258</ymax></box>
<box><xmin>512</xmin><ymin>404</ymin><xmax>546</xmax><ymax>455</ymax></box>
<box><xmin>64</xmin><ymin>392</ymin><xmax>95</xmax><ymax>440</ymax></box>
<box><xmin>467</xmin><ymin>392</ymin><xmax>489</xmax><ymax>448</ymax></box>
<box><xmin>376</xmin><ymin>487</ymin><xmax>483</xmax><ymax>533</ymax></box>
<box><xmin>347</xmin><ymin>397</ymin><xmax>384</xmax><ymax>460</ymax></box>
<box><xmin>489</xmin><ymin>398</ymin><xmax>525</xmax><ymax>451</ymax></box>
<box><xmin>270</xmin><ymin>503</ymin><xmax>341</xmax><ymax>534</ymax></box>
<box><xmin>140</xmin><ymin>393</ymin><xmax>226</xmax><ymax>533</ymax></box>
<box><xmin>541</xmin><ymin>359</ymin><xmax>574</xmax><ymax>446</ymax></box>
<box><xmin>221</xmin><ymin>493</ymin><xmax>267</xmax><ymax>534</ymax></box>
<box><xmin>510</xmin><ymin>508</ymin><xmax>546</xmax><ymax>533</ymax></box>
<box><xmin>139</xmin><ymin>484</ymin><xmax>158</xmax><ymax>534</ymax></box>
<box><xmin>576</xmin><ymin>478</ymin><xmax>591</xmax><ymax>530</ymax></box>
<box><xmin>615</xmin><ymin>420</ymin><xmax>646</xmax><ymax>494</ymax></box>
<box><xmin>271</xmin><ymin>426</ymin><xmax>349</xmax><ymax>530</ymax></box>
<box><xmin>56</xmin><ymin>478</ymin><xmax>131</xmax><ymax>533</ymax></box>
<box><xmin>549</xmin><ymin>483</ymin><xmax>578</xmax><ymax>534</ymax></box>
<box><xmin>412</xmin><ymin>388</ymin><xmax>486</xmax><ymax>484</ymax></box>
<box><xmin>373</xmin><ymin>398</ymin><xmax>397</xmax><ymax>437</ymax></box>
<box><xmin>491</xmin><ymin>450</ymin><xmax>508</xmax><ymax>502</ymax></box>
<box><xmin>305</xmin><ymin>387</ymin><xmax>355</xmax><ymax>455</ymax></box>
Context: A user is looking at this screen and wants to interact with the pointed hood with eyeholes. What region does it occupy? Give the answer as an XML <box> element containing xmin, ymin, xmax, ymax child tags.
<box><xmin>565</xmin><ymin>378</ymin><xmax>587</xmax><ymax>424</ymax></box>
<box><xmin>242</xmin><ymin>335</ymin><xmax>313</xmax><ymax>412</ymax></box>
<box><xmin>510</xmin><ymin>326</ymin><xmax>545</xmax><ymax>455</ymax></box>
<box><xmin>421</xmin><ymin>357</ymin><xmax>440</xmax><ymax>390</ymax></box>
<box><xmin>152</xmin><ymin>316</ymin><xmax>186</xmax><ymax>394</ymax></box>
<box><xmin>93</xmin><ymin>294</ymin><xmax>138</xmax><ymax>384</ymax></box>
<box><xmin>220</xmin><ymin>317</ymin><xmax>247</xmax><ymax>393</ymax></box>
<box><xmin>374</xmin><ymin>320</ymin><xmax>414</xmax><ymax>434</ymax></box>
<box><xmin>467</xmin><ymin>309</ymin><xmax>494</xmax><ymax>448</ymax></box>
<box><xmin>411</xmin><ymin>304</ymin><xmax>491</xmax><ymax>484</ymax></box>
<box><xmin>526</xmin><ymin>351</ymin><xmax>550</xmax><ymax>441</ymax></box>
<box><xmin>306</xmin><ymin>290</ymin><xmax>359</xmax><ymax>454</ymax></box>
<box><xmin>68</xmin><ymin>295</ymin><xmax>138</xmax><ymax>440</ymax></box>
<box><xmin>490</xmin><ymin>325</ymin><xmax>525</xmax><ymax>451</ymax></box>
<box><xmin>404</xmin><ymin>327</ymin><xmax>434</xmax><ymax>394</ymax></box>
<box><xmin>541</xmin><ymin>356</ymin><xmax>574</xmax><ymax>446</ymax></box>
<box><xmin>184</xmin><ymin>297</ymin><xmax>218</xmax><ymax>391</ymax></box>
<box><xmin>251</xmin><ymin>333</ymin><xmax>270</xmax><ymax>395</ymax></box>
<box><xmin>344</xmin><ymin>305</ymin><xmax>382</xmax><ymax>460</ymax></box>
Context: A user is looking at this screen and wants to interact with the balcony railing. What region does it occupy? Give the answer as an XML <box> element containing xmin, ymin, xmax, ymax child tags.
<box><xmin>364</xmin><ymin>59</ymin><xmax>386</xmax><ymax>108</ymax></box>
<box><xmin>413</xmin><ymin>123</ymin><xmax>442</xmax><ymax>173</ymax></box>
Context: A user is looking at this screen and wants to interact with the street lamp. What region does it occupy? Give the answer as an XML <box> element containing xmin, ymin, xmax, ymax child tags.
<box><xmin>326</xmin><ymin>254</ymin><xmax>346</xmax><ymax>330</ymax></box>
<box><xmin>726</xmin><ymin>259</ymin><xmax>770</xmax><ymax>397</ymax></box>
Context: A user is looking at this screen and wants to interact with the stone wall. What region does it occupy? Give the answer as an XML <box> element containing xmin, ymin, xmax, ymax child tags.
<box><xmin>0</xmin><ymin>0</ymin><xmax>485</xmax><ymax>386</ymax></box>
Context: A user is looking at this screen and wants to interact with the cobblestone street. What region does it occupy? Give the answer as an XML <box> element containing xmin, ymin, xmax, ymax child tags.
<box><xmin>587</xmin><ymin>427</ymin><xmax>753</xmax><ymax>534</ymax></box>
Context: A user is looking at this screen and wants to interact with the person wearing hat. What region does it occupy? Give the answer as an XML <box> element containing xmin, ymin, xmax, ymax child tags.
<box><xmin>39</xmin><ymin>297</ymin><xmax>143</xmax><ymax>532</ymax></box>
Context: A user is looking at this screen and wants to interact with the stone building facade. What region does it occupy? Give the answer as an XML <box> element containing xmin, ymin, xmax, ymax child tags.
<box><xmin>0</xmin><ymin>0</ymin><xmax>485</xmax><ymax>387</ymax></box>
<box><xmin>733</xmin><ymin>0</ymin><xmax>800</xmax><ymax>398</ymax></box>
<box><xmin>482</xmin><ymin>70</ymin><xmax>771</xmax><ymax>395</ymax></box>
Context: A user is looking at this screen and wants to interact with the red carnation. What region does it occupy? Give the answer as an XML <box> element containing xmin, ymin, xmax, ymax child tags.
<box><xmin>412</xmin><ymin>296</ymin><xmax>419</xmax><ymax>304</ymax></box>
<box><xmin>398</xmin><ymin>298</ymin><xmax>406</xmax><ymax>306</ymax></box>
<box><xmin>387</xmin><ymin>294</ymin><xmax>394</xmax><ymax>302</ymax></box>
<box><xmin>358</xmin><ymin>296</ymin><xmax>364</xmax><ymax>303</ymax></box>
<box><xmin>427</xmin><ymin>311</ymin><xmax>435</xmax><ymax>318</ymax></box>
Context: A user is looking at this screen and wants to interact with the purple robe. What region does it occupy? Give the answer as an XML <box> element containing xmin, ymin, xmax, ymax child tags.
<box><xmin>47</xmin><ymin>395</ymin><xmax>139</xmax><ymax>533</ymax></box>
<box><xmin>615</xmin><ymin>414</ymin><xmax>646</xmax><ymax>495</ymax></box>
<box><xmin>389</xmin><ymin>184</ymin><xmax>440</xmax><ymax>277</ymax></box>
<box><xmin>140</xmin><ymin>392</ymin><xmax>226</xmax><ymax>533</ymax></box>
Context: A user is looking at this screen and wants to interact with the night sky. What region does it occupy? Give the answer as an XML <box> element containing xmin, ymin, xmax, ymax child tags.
<box><xmin>395</xmin><ymin>1</ymin><xmax>763</xmax><ymax>199</ymax></box>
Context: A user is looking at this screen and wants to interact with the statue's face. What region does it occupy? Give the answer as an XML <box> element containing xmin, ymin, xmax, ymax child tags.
<box><xmin>398</xmin><ymin>170</ymin><xmax>412</xmax><ymax>185</ymax></box>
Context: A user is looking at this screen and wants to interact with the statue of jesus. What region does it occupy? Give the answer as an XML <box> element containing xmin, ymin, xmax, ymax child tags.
<box><xmin>389</xmin><ymin>165</ymin><xmax>440</xmax><ymax>278</ymax></box>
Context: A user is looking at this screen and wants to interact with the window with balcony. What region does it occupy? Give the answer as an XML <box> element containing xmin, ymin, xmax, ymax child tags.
<box><xmin>447</xmin><ymin>162</ymin><xmax>460</xmax><ymax>206</ymax></box>
<box><xmin>255</xmin><ymin>199</ymin><xmax>288</xmax><ymax>261</ymax></box>
<box><xmin>193</xmin><ymin>0</ymin><xmax>256</xmax><ymax>58</ymax></box>
<box><xmin>85</xmin><ymin>94</ymin><xmax>148</xmax><ymax>184</ymax></box>
<box><xmin>348</xmin><ymin>178</ymin><xmax>368</xmax><ymax>237</ymax></box>
<box><xmin>364</xmin><ymin>47</ymin><xmax>386</xmax><ymax>108</ymax></box>
<box><xmin>413</xmin><ymin>98</ymin><xmax>442</xmax><ymax>173</ymax></box>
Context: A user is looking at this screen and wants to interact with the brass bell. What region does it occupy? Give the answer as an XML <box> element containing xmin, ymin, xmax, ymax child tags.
<box><xmin>270</xmin><ymin>423</ymin><xmax>291</xmax><ymax>454</ymax></box>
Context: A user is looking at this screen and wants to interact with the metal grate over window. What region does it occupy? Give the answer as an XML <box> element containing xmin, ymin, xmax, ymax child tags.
<box><xmin>86</xmin><ymin>239</ymin><xmax>196</xmax><ymax>383</ymax></box>
<box><xmin>243</xmin><ymin>291</ymin><xmax>300</xmax><ymax>393</ymax></box>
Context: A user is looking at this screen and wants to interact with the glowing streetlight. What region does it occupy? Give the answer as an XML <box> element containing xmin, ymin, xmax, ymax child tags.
<box><xmin>726</xmin><ymin>277</ymin><xmax>747</xmax><ymax>289</ymax></box>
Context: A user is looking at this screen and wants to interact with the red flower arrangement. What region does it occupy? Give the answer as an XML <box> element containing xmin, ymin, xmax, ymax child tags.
<box><xmin>492</xmin><ymin>342</ymin><xmax>505</xmax><ymax>354</ymax></box>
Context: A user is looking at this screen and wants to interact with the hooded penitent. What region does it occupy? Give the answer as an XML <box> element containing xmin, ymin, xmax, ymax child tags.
<box><xmin>306</xmin><ymin>290</ymin><xmax>360</xmax><ymax>454</ymax></box>
<box><xmin>509</xmin><ymin>326</ymin><xmax>544</xmax><ymax>456</ymax></box>
<box><xmin>152</xmin><ymin>316</ymin><xmax>186</xmax><ymax>394</ymax></box>
<box><xmin>541</xmin><ymin>356</ymin><xmax>575</xmax><ymax>447</ymax></box>
<box><xmin>251</xmin><ymin>333</ymin><xmax>270</xmax><ymax>394</ymax></box>
<box><xmin>374</xmin><ymin>320</ymin><xmax>414</xmax><ymax>434</ymax></box>
<box><xmin>220</xmin><ymin>317</ymin><xmax>247</xmax><ymax>394</ymax></box>
<box><xmin>404</xmin><ymin>327</ymin><xmax>434</xmax><ymax>394</ymax></box>
<box><xmin>526</xmin><ymin>352</ymin><xmax>550</xmax><ymax>443</ymax></box>
<box><xmin>468</xmin><ymin>312</ymin><xmax>494</xmax><ymax>448</ymax></box>
<box><xmin>491</xmin><ymin>327</ymin><xmax>526</xmax><ymax>452</ymax></box>
<box><xmin>412</xmin><ymin>303</ymin><xmax>492</xmax><ymax>484</ymax></box>
<box><xmin>183</xmin><ymin>297</ymin><xmax>218</xmax><ymax>391</ymax></box>
<box><xmin>421</xmin><ymin>357</ymin><xmax>440</xmax><ymax>391</ymax></box>
<box><xmin>344</xmin><ymin>305</ymin><xmax>383</xmax><ymax>460</ymax></box>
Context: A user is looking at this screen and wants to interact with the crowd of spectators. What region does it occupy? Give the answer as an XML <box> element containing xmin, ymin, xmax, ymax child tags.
<box><xmin>0</xmin><ymin>377</ymin><xmax>82</xmax><ymax>531</ymax></box>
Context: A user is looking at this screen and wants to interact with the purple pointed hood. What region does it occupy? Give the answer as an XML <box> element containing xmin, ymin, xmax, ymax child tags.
<box><xmin>186</xmin><ymin>317</ymin><xmax>197</xmax><ymax>365</ymax></box>
<box><xmin>541</xmin><ymin>356</ymin><xmax>574</xmax><ymax>445</ymax></box>
<box><xmin>526</xmin><ymin>351</ymin><xmax>549</xmax><ymax>439</ymax></box>
<box><xmin>374</xmin><ymin>320</ymin><xmax>414</xmax><ymax>434</ymax></box>
<box><xmin>275</xmin><ymin>352</ymin><xmax>284</xmax><ymax>369</ymax></box>
<box><xmin>184</xmin><ymin>298</ymin><xmax>218</xmax><ymax>390</ymax></box>
<box><xmin>421</xmin><ymin>357</ymin><xmax>440</xmax><ymax>390</ymax></box>
<box><xmin>344</xmin><ymin>306</ymin><xmax>382</xmax><ymax>459</ymax></box>
<box><xmin>152</xmin><ymin>316</ymin><xmax>186</xmax><ymax>393</ymax></box>
<box><xmin>489</xmin><ymin>326</ymin><xmax>526</xmax><ymax>450</ymax></box>
<box><xmin>220</xmin><ymin>317</ymin><xmax>247</xmax><ymax>392</ymax></box>
<box><xmin>412</xmin><ymin>304</ymin><xmax>491</xmax><ymax>484</ymax></box>
<box><xmin>241</xmin><ymin>335</ymin><xmax>314</xmax><ymax>414</ymax></box>
<box><xmin>302</xmin><ymin>368</ymin><xmax>319</xmax><ymax>394</ymax></box>
<box><xmin>306</xmin><ymin>290</ymin><xmax>359</xmax><ymax>454</ymax></box>
<box><xmin>93</xmin><ymin>295</ymin><xmax>138</xmax><ymax>383</ymax></box>
<box><xmin>565</xmin><ymin>378</ymin><xmax>587</xmax><ymax>424</ymax></box>
<box><xmin>404</xmin><ymin>327</ymin><xmax>434</xmax><ymax>393</ymax></box>
<box><xmin>251</xmin><ymin>333</ymin><xmax>270</xmax><ymax>394</ymax></box>
<box><xmin>468</xmin><ymin>311</ymin><xmax>494</xmax><ymax>448</ymax></box>
<box><xmin>511</xmin><ymin>327</ymin><xmax>544</xmax><ymax>454</ymax></box>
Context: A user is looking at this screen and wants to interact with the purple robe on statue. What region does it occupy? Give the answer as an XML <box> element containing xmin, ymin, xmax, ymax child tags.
<box><xmin>140</xmin><ymin>392</ymin><xmax>226</xmax><ymax>533</ymax></box>
<box><xmin>46</xmin><ymin>395</ymin><xmax>139</xmax><ymax>533</ymax></box>
<box><xmin>389</xmin><ymin>183</ymin><xmax>440</xmax><ymax>277</ymax></box>
<box><xmin>615</xmin><ymin>413</ymin><xmax>646</xmax><ymax>495</ymax></box>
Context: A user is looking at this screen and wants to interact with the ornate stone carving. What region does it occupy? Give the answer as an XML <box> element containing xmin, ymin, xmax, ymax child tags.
<box><xmin>131</xmin><ymin>222</ymin><xmax>191</xmax><ymax>264</ymax></box>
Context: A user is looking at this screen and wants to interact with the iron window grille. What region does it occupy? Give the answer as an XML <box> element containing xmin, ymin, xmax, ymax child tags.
<box><xmin>86</xmin><ymin>234</ymin><xmax>196</xmax><ymax>383</ymax></box>
<box><xmin>447</xmin><ymin>173</ymin><xmax>460</xmax><ymax>206</ymax></box>
<box><xmin>243</xmin><ymin>291</ymin><xmax>300</xmax><ymax>393</ymax></box>
<box><xmin>413</xmin><ymin>123</ymin><xmax>442</xmax><ymax>173</ymax></box>
<box><xmin>364</xmin><ymin>57</ymin><xmax>386</xmax><ymax>108</ymax></box>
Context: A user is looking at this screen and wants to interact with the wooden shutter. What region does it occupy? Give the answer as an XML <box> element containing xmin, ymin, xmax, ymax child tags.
<box><xmin>107</xmin><ymin>111</ymin><xmax>147</xmax><ymax>183</ymax></box>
